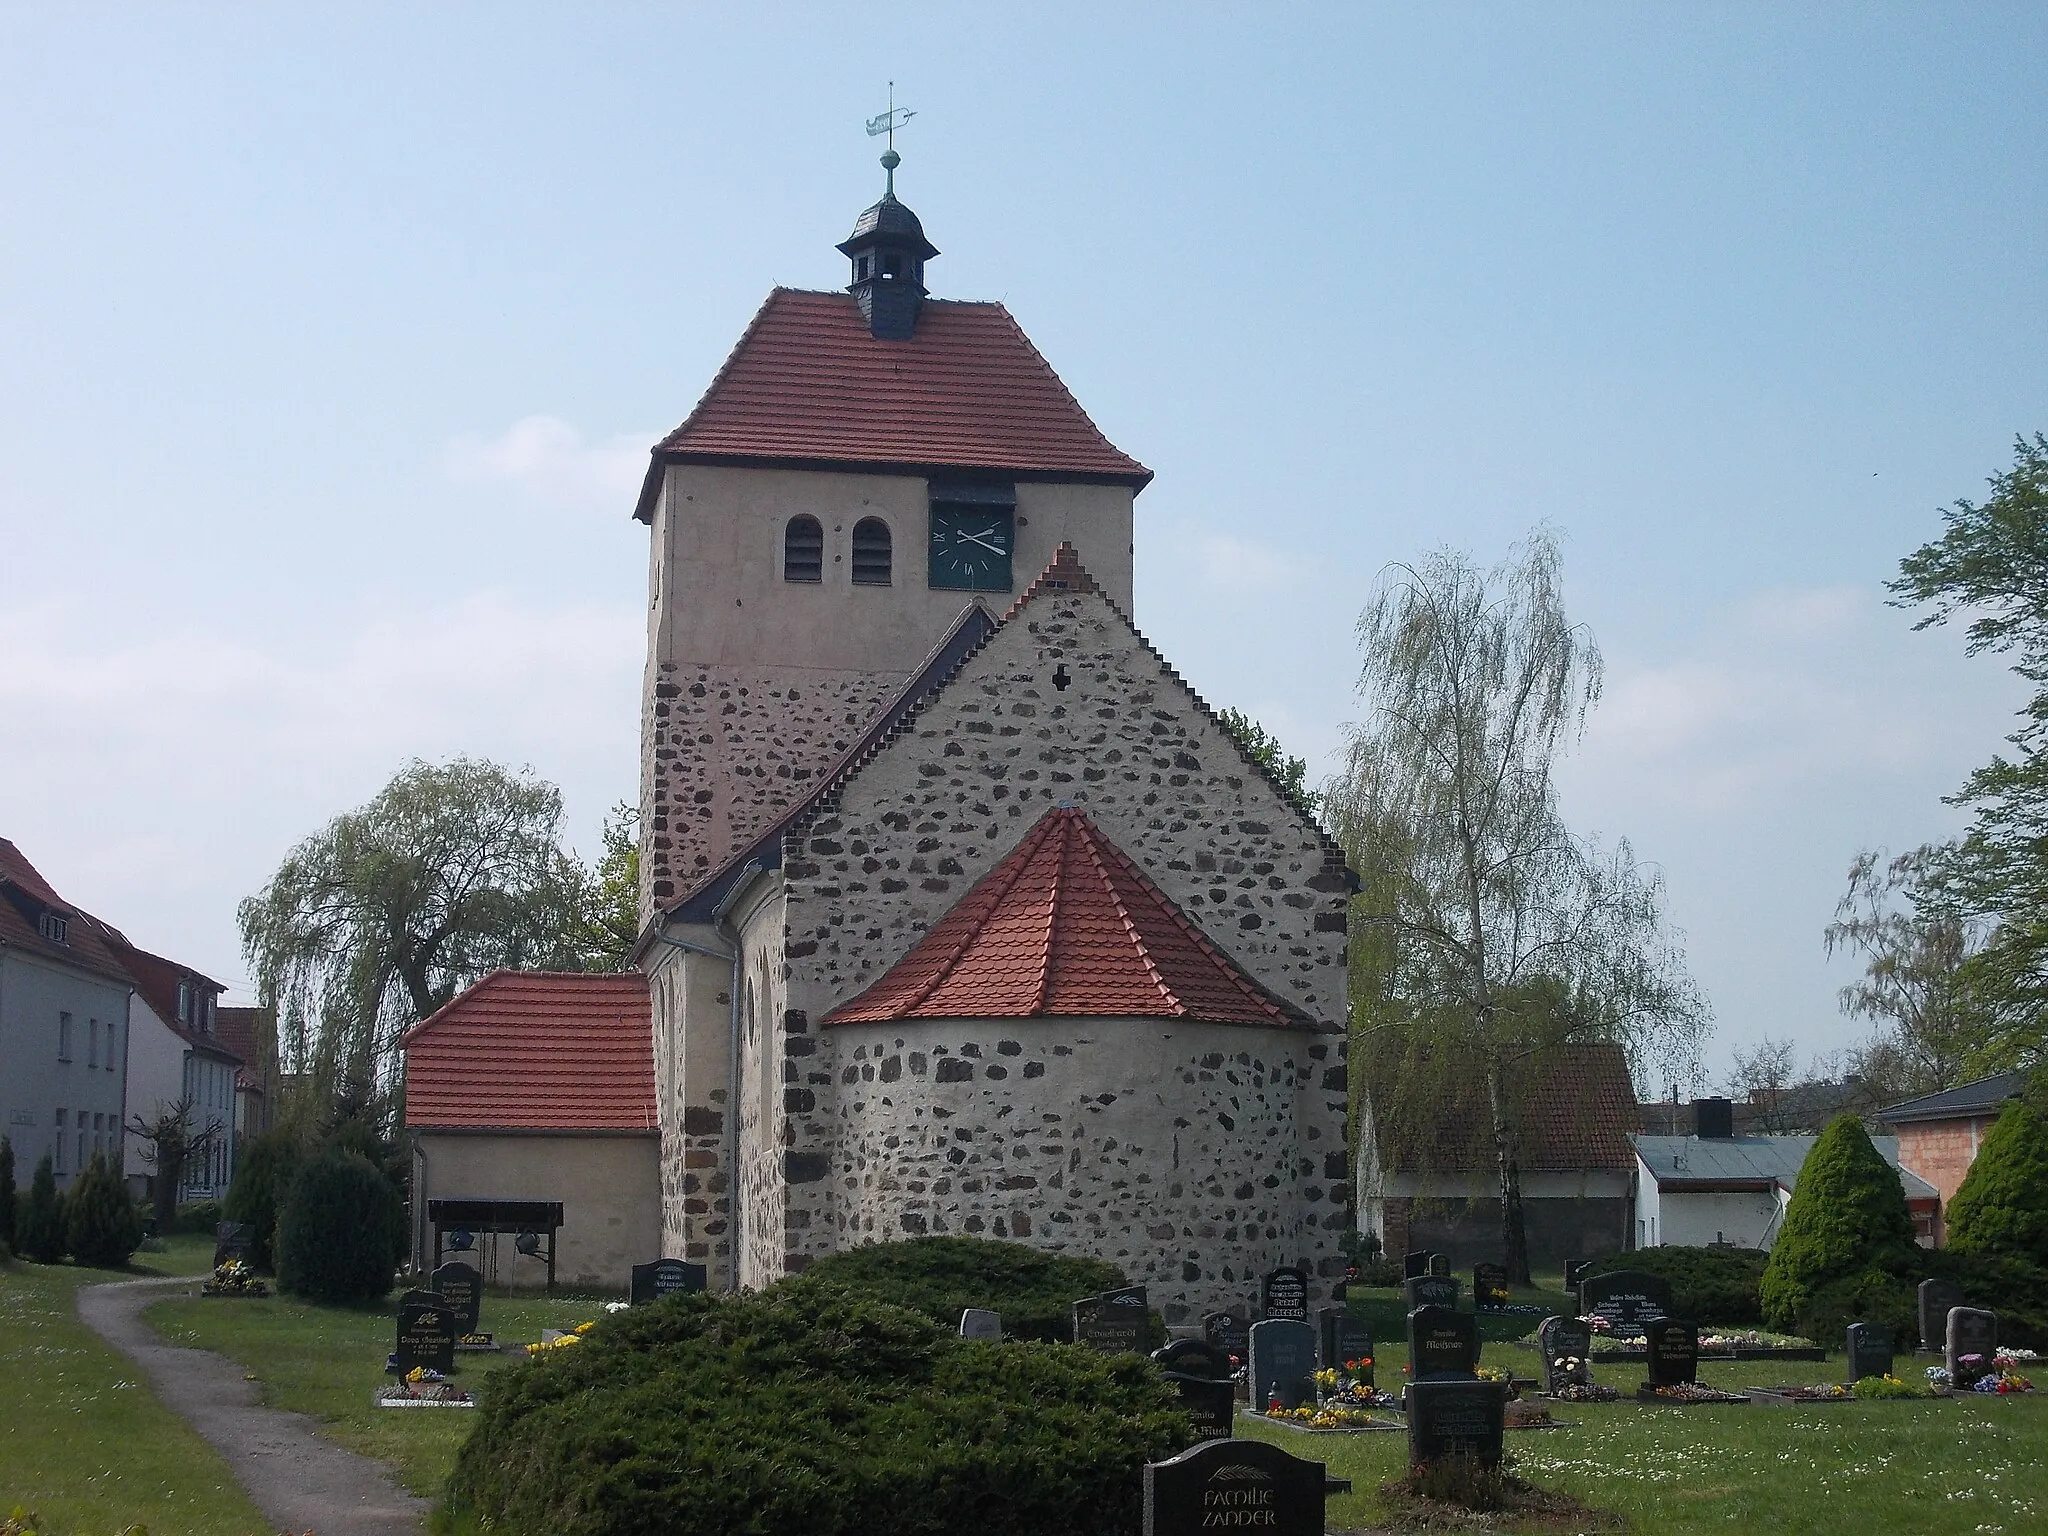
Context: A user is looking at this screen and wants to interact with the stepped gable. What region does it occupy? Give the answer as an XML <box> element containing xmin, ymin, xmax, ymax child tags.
<box><xmin>633</xmin><ymin>289</ymin><xmax>1151</xmax><ymax>521</ymax></box>
<box><xmin>401</xmin><ymin>971</ymin><xmax>654</xmax><ymax>1132</ymax></box>
<box><xmin>824</xmin><ymin>805</ymin><xmax>1312</xmax><ymax>1028</ymax></box>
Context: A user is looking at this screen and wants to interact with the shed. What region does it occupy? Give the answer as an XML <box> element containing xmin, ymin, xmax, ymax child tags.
<box><xmin>1631</xmin><ymin>1132</ymin><xmax>1941</xmax><ymax>1249</ymax></box>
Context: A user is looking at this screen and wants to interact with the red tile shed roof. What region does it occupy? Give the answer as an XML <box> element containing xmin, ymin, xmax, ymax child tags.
<box><xmin>1365</xmin><ymin>1042</ymin><xmax>1641</xmax><ymax>1174</ymax></box>
<box><xmin>0</xmin><ymin>837</ymin><xmax>139</xmax><ymax>988</ymax></box>
<box><xmin>824</xmin><ymin>807</ymin><xmax>1312</xmax><ymax>1029</ymax></box>
<box><xmin>402</xmin><ymin>971</ymin><xmax>655</xmax><ymax>1133</ymax></box>
<box><xmin>634</xmin><ymin>288</ymin><xmax>1151</xmax><ymax>519</ymax></box>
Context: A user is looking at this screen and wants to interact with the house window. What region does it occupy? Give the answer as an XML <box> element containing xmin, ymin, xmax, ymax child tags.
<box><xmin>76</xmin><ymin>1114</ymin><xmax>87</xmax><ymax>1172</ymax></box>
<box><xmin>783</xmin><ymin>515</ymin><xmax>823</xmax><ymax>582</ymax></box>
<box><xmin>851</xmin><ymin>517</ymin><xmax>892</xmax><ymax>585</ymax></box>
<box><xmin>58</xmin><ymin>1012</ymin><xmax>73</xmax><ymax>1062</ymax></box>
<box><xmin>38</xmin><ymin>911</ymin><xmax>67</xmax><ymax>943</ymax></box>
<box><xmin>177</xmin><ymin>982</ymin><xmax>192</xmax><ymax>1023</ymax></box>
<box><xmin>104</xmin><ymin>1020</ymin><xmax>118</xmax><ymax>1071</ymax></box>
<box><xmin>53</xmin><ymin>1109</ymin><xmax>66</xmax><ymax>1173</ymax></box>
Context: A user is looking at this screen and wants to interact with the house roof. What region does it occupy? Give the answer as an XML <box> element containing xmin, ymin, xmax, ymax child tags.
<box><xmin>824</xmin><ymin>806</ymin><xmax>1315</xmax><ymax>1030</ymax></box>
<box><xmin>401</xmin><ymin>971</ymin><xmax>655</xmax><ymax>1133</ymax></box>
<box><xmin>1631</xmin><ymin>1133</ymin><xmax>1941</xmax><ymax>1202</ymax></box>
<box><xmin>0</xmin><ymin>837</ymin><xmax>140</xmax><ymax>988</ymax></box>
<box><xmin>634</xmin><ymin>288</ymin><xmax>1151</xmax><ymax>520</ymax></box>
<box><xmin>97</xmin><ymin>934</ymin><xmax>237</xmax><ymax>1063</ymax></box>
<box><xmin>1879</xmin><ymin>1071</ymin><xmax>2027</xmax><ymax>1126</ymax></box>
<box><xmin>1364</xmin><ymin>1043</ymin><xmax>1641</xmax><ymax>1174</ymax></box>
<box><xmin>215</xmin><ymin>1006</ymin><xmax>273</xmax><ymax>1094</ymax></box>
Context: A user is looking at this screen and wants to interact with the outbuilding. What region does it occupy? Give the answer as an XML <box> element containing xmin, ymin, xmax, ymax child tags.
<box><xmin>1631</xmin><ymin>1126</ymin><xmax>1941</xmax><ymax>1249</ymax></box>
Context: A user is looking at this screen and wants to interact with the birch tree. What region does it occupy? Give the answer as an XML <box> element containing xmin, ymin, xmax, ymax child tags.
<box><xmin>1327</xmin><ymin>531</ymin><xmax>1708</xmax><ymax>1283</ymax></box>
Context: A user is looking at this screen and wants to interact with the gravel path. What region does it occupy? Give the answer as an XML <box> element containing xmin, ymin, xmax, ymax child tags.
<box><xmin>78</xmin><ymin>1276</ymin><xmax>428</xmax><ymax>1536</ymax></box>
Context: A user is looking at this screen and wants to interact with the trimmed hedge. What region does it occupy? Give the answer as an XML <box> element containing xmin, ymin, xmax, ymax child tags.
<box><xmin>64</xmin><ymin>1149</ymin><xmax>141</xmax><ymax>1267</ymax></box>
<box><xmin>223</xmin><ymin>1129</ymin><xmax>302</xmax><ymax>1272</ymax></box>
<box><xmin>1761</xmin><ymin>1115</ymin><xmax>1918</xmax><ymax>1333</ymax></box>
<box><xmin>443</xmin><ymin>1281</ymin><xmax>1189</xmax><ymax>1536</ymax></box>
<box><xmin>1946</xmin><ymin>1096</ymin><xmax>2048</xmax><ymax>1266</ymax></box>
<box><xmin>1582</xmin><ymin>1245</ymin><xmax>1768</xmax><ymax>1325</ymax></box>
<box><xmin>793</xmin><ymin>1236</ymin><xmax>1135</xmax><ymax>1344</ymax></box>
<box><xmin>275</xmin><ymin>1150</ymin><xmax>401</xmax><ymax>1303</ymax></box>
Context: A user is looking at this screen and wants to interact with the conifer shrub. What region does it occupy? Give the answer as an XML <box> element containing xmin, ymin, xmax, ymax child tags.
<box><xmin>63</xmin><ymin>1150</ymin><xmax>142</xmax><ymax>1268</ymax></box>
<box><xmin>1760</xmin><ymin>1115</ymin><xmax>1918</xmax><ymax>1332</ymax></box>
<box><xmin>1581</xmin><ymin>1245</ymin><xmax>1768</xmax><ymax>1324</ymax></box>
<box><xmin>1945</xmin><ymin>1096</ymin><xmax>2048</xmax><ymax>1266</ymax></box>
<box><xmin>275</xmin><ymin>1149</ymin><xmax>402</xmax><ymax>1303</ymax></box>
<box><xmin>793</xmin><ymin>1235</ymin><xmax>1138</xmax><ymax>1344</ymax></box>
<box><xmin>442</xmin><ymin>1281</ymin><xmax>1189</xmax><ymax>1536</ymax></box>
<box><xmin>222</xmin><ymin>1128</ymin><xmax>302</xmax><ymax>1271</ymax></box>
<box><xmin>0</xmin><ymin>1135</ymin><xmax>15</xmax><ymax>1252</ymax></box>
<box><xmin>17</xmin><ymin>1154</ymin><xmax>65</xmax><ymax>1264</ymax></box>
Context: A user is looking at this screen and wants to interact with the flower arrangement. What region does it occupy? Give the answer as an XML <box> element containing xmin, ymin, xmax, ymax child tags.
<box><xmin>1544</xmin><ymin>1355</ymin><xmax>1618</xmax><ymax>1401</ymax></box>
<box><xmin>1995</xmin><ymin>1347</ymin><xmax>2041</xmax><ymax>1367</ymax></box>
<box><xmin>1640</xmin><ymin>1382</ymin><xmax>1747</xmax><ymax>1404</ymax></box>
<box><xmin>1926</xmin><ymin>1366</ymin><xmax>1952</xmax><ymax>1390</ymax></box>
<box><xmin>200</xmin><ymin>1257</ymin><xmax>269</xmax><ymax>1297</ymax></box>
<box><xmin>1764</xmin><ymin>1383</ymin><xmax>1850</xmax><ymax>1402</ymax></box>
<box><xmin>379</xmin><ymin>1365</ymin><xmax>472</xmax><ymax>1405</ymax></box>
<box><xmin>1973</xmin><ymin>1369</ymin><xmax>2034</xmax><ymax>1395</ymax></box>
<box><xmin>524</xmin><ymin>1321</ymin><xmax>598</xmax><ymax>1356</ymax></box>
<box><xmin>1582</xmin><ymin>1314</ymin><xmax>1614</xmax><ymax>1335</ymax></box>
<box><xmin>1854</xmin><ymin>1373</ymin><xmax>1934</xmax><ymax>1401</ymax></box>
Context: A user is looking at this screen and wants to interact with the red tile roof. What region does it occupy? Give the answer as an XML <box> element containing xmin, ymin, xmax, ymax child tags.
<box><xmin>0</xmin><ymin>837</ymin><xmax>140</xmax><ymax>988</ymax></box>
<box><xmin>215</xmin><ymin>1006</ymin><xmax>273</xmax><ymax>1094</ymax></box>
<box><xmin>824</xmin><ymin>807</ymin><xmax>1312</xmax><ymax>1029</ymax></box>
<box><xmin>634</xmin><ymin>288</ymin><xmax>1151</xmax><ymax>520</ymax></box>
<box><xmin>1365</xmin><ymin>1042</ymin><xmax>1640</xmax><ymax>1174</ymax></box>
<box><xmin>401</xmin><ymin>971</ymin><xmax>655</xmax><ymax>1132</ymax></box>
<box><xmin>93</xmin><ymin>931</ymin><xmax>237</xmax><ymax>1062</ymax></box>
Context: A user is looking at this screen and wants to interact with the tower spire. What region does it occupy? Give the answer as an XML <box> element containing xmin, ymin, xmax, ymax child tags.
<box><xmin>845</xmin><ymin>88</ymin><xmax>937</xmax><ymax>341</ymax></box>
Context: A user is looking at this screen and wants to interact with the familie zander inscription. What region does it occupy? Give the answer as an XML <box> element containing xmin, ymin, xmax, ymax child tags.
<box><xmin>1144</xmin><ymin>1437</ymin><xmax>1324</xmax><ymax>1535</ymax></box>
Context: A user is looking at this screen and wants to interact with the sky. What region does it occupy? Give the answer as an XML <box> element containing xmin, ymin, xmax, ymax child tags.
<box><xmin>2</xmin><ymin>5</ymin><xmax>2042</xmax><ymax>1086</ymax></box>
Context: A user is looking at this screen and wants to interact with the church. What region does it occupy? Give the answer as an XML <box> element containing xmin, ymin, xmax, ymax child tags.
<box><xmin>407</xmin><ymin>151</ymin><xmax>1355</xmax><ymax>1324</ymax></box>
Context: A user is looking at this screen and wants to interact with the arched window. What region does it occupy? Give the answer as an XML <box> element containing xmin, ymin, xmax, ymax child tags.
<box><xmin>851</xmin><ymin>517</ymin><xmax>892</xmax><ymax>585</ymax></box>
<box><xmin>783</xmin><ymin>515</ymin><xmax>822</xmax><ymax>582</ymax></box>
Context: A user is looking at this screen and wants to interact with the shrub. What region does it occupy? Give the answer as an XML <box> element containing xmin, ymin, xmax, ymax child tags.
<box><xmin>275</xmin><ymin>1150</ymin><xmax>402</xmax><ymax>1303</ymax></box>
<box><xmin>442</xmin><ymin>1281</ymin><xmax>1188</xmax><ymax>1536</ymax></box>
<box><xmin>17</xmin><ymin>1154</ymin><xmax>65</xmax><ymax>1264</ymax></box>
<box><xmin>1946</xmin><ymin>1097</ymin><xmax>2048</xmax><ymax>1266</ymax></box>
<box><xmin>223</xmin><ymin>1129</ymin><xmax>302</xmax><ymax>1272</ymax></box>
<box><xmin>1761</xmin><ymin>1115</ymin><xmax>1918</xmax><ymax>1332</ymax></box>
<box><xmin>1581</xmin><ymin>1245</ymin><xmax>1767</xmax><ymax>1324</ymax></box>
<box><xmin>173</xmin><ymin>1197</ymin><xmax>223</xmax><ymax>1236</ymax></box>
<box><xmin>792</xmin><ymin>1236</ymin><xmax>1136</xmax><ymax>1344</ymax></box>
<box><xmin>1791</xmin><ymin>1264</ymin><xmax>1919</xmax><ymax>1346</ymax></box>
<box><xmin>64</xmin><ymin>1150</ymin><xmax>142</xmax><ymax>1268</ymax></box>
<box><xmin>0</xmin><ymin>1135</ymin><xmax>15</xmax><ymax>1251</ymax></box>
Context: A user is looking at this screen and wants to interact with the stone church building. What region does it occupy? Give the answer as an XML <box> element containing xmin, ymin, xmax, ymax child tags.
<box><xmin>627</xmin><ymin>163</ymin><xmax>1353</xmax><ymax>1324</ymax></box>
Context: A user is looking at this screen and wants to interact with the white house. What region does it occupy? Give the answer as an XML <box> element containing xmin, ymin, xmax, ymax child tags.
<box><xmin>1631</xmin><ymin>1129</ymin><xmax>1941</xmax><ymax>1250</ymax></box>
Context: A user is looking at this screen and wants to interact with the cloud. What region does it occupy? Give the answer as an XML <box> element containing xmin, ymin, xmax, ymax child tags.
<box><xmin>443</xmin><ymin>415</ymin><xmax>653</xmax><ymax>509</ymax></box>
<box><xmin>1192</xmin><ymin>534</ymin><xmax>1296</xmax><ymax>592</ymax></box>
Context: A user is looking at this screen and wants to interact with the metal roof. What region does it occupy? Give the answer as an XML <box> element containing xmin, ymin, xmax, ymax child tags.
<box><xmin>1879</xmin><ymin>1071</ymin><xmax>2026</xmax><ymax>1125</ymax></box>
<box><xmin>1632</xmin><ymin>1133</ymin><xmax>1939</xmax><ymax>1202</ymax></box>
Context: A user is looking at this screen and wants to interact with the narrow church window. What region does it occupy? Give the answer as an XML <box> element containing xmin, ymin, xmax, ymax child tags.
<box><xmin>851</xmin><ymin>518</ymin><xmax>892</xmax><ymax>585</ymax></box>
<box><xmin>783</xmin><ymin>516</ymin><xmax>823</xmax><ymax>582</ymax></box>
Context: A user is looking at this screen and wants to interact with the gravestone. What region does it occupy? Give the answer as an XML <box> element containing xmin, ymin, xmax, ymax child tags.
<box><xmin>1846</xmin><ymin>1323</ymin><xmax>1894</xmax><ymax>1384</ymax></box>
<box><xmin>212</xmin><ymin>1221</ymin><xmax>253</xmax><ymax>1268</ymax></box>
<box><xmin>959</xmin><ymin>1308</ymin><xmax>1003</xmax><ymax>1341</ymax></box>
<box><xmin>1154</xmin><ymin>1343</ymin><xmax>1236</xmax><ymax>1443</ymax></box>
<box><xmin>1428</xmin><ymin>1253</ymin><xmax>1451</xmax><ymax>1278</ymax></box>
<box><xmin>395</xmin><ymin>1294</ymin><xmax>457</xmax><ymax>1375</ymax></box>
<box><xmin>1578</xmin><ymin>1269</ymin><xmax>1672</xmax><ymax>1333</ymax></box>
<box><xmin>1155</xmin><ymin>1338</ymin><xmax>1234</xmax><ymax>1380</ymax></box>
<box><xmin>1403</xmin><ymin>1250</ymin><xmax>1431</xmax><ymax>1280</ymax></box>
<box><xmin>1203</xmin><ymin>1309</ymin><xmax>1251</xmax><ymax>1361</ymax></box>
<box><xmin>1073</xmin><ymin>1286</ymin><xmax>1149</xmax><ymax>1354</ymax></box>
<box><xmin>1947</xmin><ymin>1307</ymin><xmax>1999</xmax><ymax>1389</ymax></box>
<box><xmin>1406</xmin><ymin>1304</ymin><xmax>1479</xmax><ymax>1382</ymax></box>
<box><xmin>1562</xmin><ymin>1258</ymin><xmax>1593</xmax><ymax>1292</ymax></box>
<box><xmin>1402</xmin><ymin>1274</ymin><xmax>1459</xmax><ymax>1313</ymax></box>
<box><xmin>1643</xmin><ymin>1319</ymin><xmax>1700</xmax><ymax>1387</ymax></box>
<box><xmin>431</xmin><ymin>1261</ymin><xmax>483</xmax><ymax>1338</ymax></box>
<box><xmin>1406</xmin><ymin>1379</ymin><xmax>1507</xmax><ymax>1471</ymax></box>
<box><xmin>1918</xmin><ymin>1278</ymin><xmax>1965</xmax><ymax>1349</ymax></box>
<box><xmin>1473</xmin><ymin>1262</ymin><xmax>1510</xmax><ymax>1310</ymax></box>
<box><xmin>629</xmin><ymin>1257</ymin><xmax>707</xmax><ymax>1306</ymax></box>
<box><xmin>1248</xmin><ymin>1317</ymin><xmax>1317</xmax><ymax>1410</ymax></box>
<box><xmin>1262</xmin><ymin>1265</ymin><xmax>1310</xmax><ymax>1322</ymax></box>
<box><xmin>1317</xmin><ymin>1305</ymin><xmax>1374</xmax><ymax>1382</ymax></box>
<box><xmin>1144</xmin><ymin>1437</ymin><xmax>1325</xmax><ymax>1536</ymax></box>
<box><xmin>397</xmin><ymin>1287</ymin><xmax>445</xmax><ymax>1312</ymax></box>
<box><xmin>1537</xmin><ymin>1315</ymin><xmax>1594</xmax><ymax>1394</ymax></box>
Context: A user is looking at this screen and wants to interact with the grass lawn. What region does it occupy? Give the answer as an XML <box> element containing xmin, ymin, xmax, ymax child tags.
<box><xmin>1237</xmin><ymin>1286</ymin><xmax>2048</xmax><ymax>1534</ymax></box>
<box><xmin>143</xmin><ymin>1285</ymin><xmax>619</xmax><ymax>1500</ymax></box>
<box><xmin>0</xmin><ymin>1234</ymin><xmax>272</xmax><ymax>1536</ymax></box>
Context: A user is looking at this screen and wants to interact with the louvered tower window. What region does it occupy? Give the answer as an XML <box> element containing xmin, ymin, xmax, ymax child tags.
<box><xmin>851</xmin><ymin>517</ymin><xmax>892</xmax><ymax>585</ymax></box>
<box><xmin>783</xmin><ymin>515</ymin><xmax>823</xmax><ymax>582</ymax></box>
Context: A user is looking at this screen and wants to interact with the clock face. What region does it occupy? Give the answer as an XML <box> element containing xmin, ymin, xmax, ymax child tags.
<box><xmin>928</xmin><ymin>504</ymin><xmax>1014</xmax><ymax>591</ymax></box>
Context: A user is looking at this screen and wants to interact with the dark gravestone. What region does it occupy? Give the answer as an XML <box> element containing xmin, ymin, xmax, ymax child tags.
<box><xmin>1562</xmin><ymin>1258</ymin><xmax>1594</xmax><ymax>1292</ymax></box>
<box><xmin>1157</xmin><ymin>1339</ymin><xmax>1237</xmax><ymax>1438</ymax></box>
<box><xmin>1407</xmin><ymin>1378</ymin><xmax>1508</xmax><ymax>1471</ymax></box>
<box><xmin>1156</xmin><ymin>1339</ymin><xmax>1234</xmax><ymax>1380</ymax></box>
<box><xmin>212</xmin><ymin>1221</ymin><xmax>253</xmax><ymax>1268</ymax></box>
<box><xmin>1403</xmin><ymin>1249</ymin><xmax>1431</xmax><ymax>1280</ymax></box>
<box><xmin>1262</xmin><ymin>1265</ymin><xmax>1310</xmax><ymax>1322</ymax></box>
<box><xmin>1846</xmin><ymin>1323</ymin><xmax>1894</xmax><ymax>1384</ymax></box>
<box><xmin>959</xmin><ymin>1308</ymin><xmax>1003</xmax><ymax>1340</ymax></box>
<box><xmin>1249</xmin><ymin>1318</ymin><xmax>1317</xmax><ymax>1410</ymax></box>
<box><xmin>1472</xmin><ymin>1262</ymin><xmax>1510</xmax><ymax>1310</ymax></box>
<box><xmin>1429</xmin><ymin>1253</ymin><xmax>1451</xmax><ymax>1278</ymax></box>
<box><xmin>1204</xmin><ymin>1309</ymin><xmax>1251</xmax><ymax>1361</ymax></box>
<box><xmin>397</xmin><ymin>1287</ymin><xmax>444</xmax><ymax>1312</ymax></box>
<box><xmin>630</xmin><ymin>1257</ymin><xmax>707</xmax><ymax>1306</ymax></box>
<box><xmin>1403</xmin><ymin>1274</ymin><xmax>1459</xmax><ymax>1313</ymax></box>
<box><xmin>1407</xmin><ymin>1304</ymin><xmax>1479</xmax><ymax>1382</ymax></box>
<box><xmin>1538</xmin><ymin>1315</ymin><xmax>1594</xmax><ymax>1394</ymax></box>
<box><xmin>1948</xmin><ymin>1307</ymin><xmax>1998</xmax><ymax>1389</ymax></box>
<box><xmin>1318</xmin><ymin>1305</ymin><xmax>1374</xmax><ymax>1383</ymax></box>
<box><xmin>1919</xmin><ymin>1278</ymin><xmax>1965</xmax><ymax>1349</ymax></box>
<box><xmin>431</xmin><ymin>1261</ymin><xmax>482</xmax><ymax>1337</ymax></box>
<box><xmin>1073</xmin><ymin>1286</ymin><xmax>1149</xmax><ymax>1354</ymax></box>
<box><xmin>1144</xmin><ymin>1437</ymin><xmax>1325</xmax><ymax>1536</ymax></box>
<box><xmin>395</xmin><ymin>1295</ymin><xmax>456</xmax><ymax>1375</ymax></box>
<box><xmin>1578</xmin><ymin>1270</ymin><xmax>1673</xmax><ymax>1334</ymax></box>
<box><xmin>1644</xmin><ymin>1319</ymin><xmax>1700</xmax><ymax>1387</ymax></box>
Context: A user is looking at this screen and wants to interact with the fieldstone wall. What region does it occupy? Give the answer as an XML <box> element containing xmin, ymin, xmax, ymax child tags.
<box><xmin>650</xmin><ymin>939</ymin><xmax>737</xmax><ymax>1285</ymax></box>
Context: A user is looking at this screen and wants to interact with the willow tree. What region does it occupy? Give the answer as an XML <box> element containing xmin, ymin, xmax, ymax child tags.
<box><xmin>1327</xmin><ymin>531</ymin><xmax>1707</xmax><ymax>1283</ymax></box>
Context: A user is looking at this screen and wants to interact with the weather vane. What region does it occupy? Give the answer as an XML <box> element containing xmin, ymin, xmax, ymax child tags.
<box><xmin>865</xmin><ymin>82</ymin><xmax>916</xmax><ymax>194</ymax></box>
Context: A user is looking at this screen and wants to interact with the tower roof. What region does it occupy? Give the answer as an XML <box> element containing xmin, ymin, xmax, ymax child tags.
<box><xmin>838</xmin><ymin>192</ymin><xmax>939</xmax><ymax>260</ymax></box>
<box><xmin>634</xmin><ymin>289</ymin><xmax>1151</xmax><ymax>520</ymax></box>
<box><xmin>823</xmin><ymin>806</ymin><xmax>1313</xmax><ymax>1029</ymax></box>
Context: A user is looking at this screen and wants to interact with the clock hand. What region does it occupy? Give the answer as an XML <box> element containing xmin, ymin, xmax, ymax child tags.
<box><xmin>959</xmin><ymin>530</ymin><xmax>1006</xmax><ymax>555</ymax></box>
